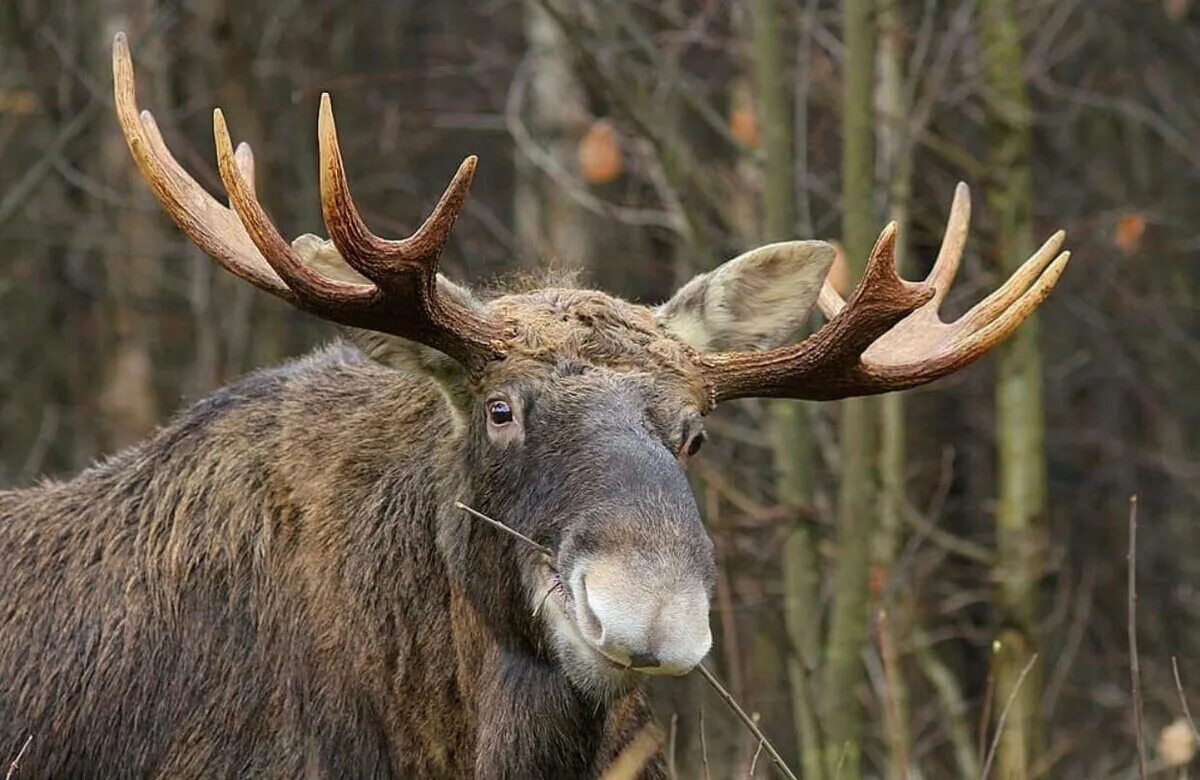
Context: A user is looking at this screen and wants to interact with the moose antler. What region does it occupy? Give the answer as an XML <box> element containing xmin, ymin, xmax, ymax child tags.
<box><xmin>700</xmin><ymin>184</ymin><xmax>1070</xmax><ymax>402</ymax></box>
<box><xmin>112</xmin><ymin>33</ymin><xmax>503</xmax><ymax>369</ymax></box>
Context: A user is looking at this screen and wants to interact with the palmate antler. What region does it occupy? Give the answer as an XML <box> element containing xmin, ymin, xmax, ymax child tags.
<box><xmin>112</xmin><ymin>33</ymin><xmax>504</xmax><ymax>370</ymax></box>
<box><xmin>700</xmin><ymin>185</ymin><xmax>1070</xmax><ymax>402</ymax></box>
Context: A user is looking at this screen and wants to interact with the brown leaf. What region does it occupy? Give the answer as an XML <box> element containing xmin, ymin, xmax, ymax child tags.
<box><xmin>729</xmin><ymin>106</ymin><xmax>761</xmax><ymax>150</ymax></box>
<box><xmin>1113</xmin><ymin>213</ymin><xmax>1147</xmax><ymax>254</ymax></box>
<box><xmin>578</xmin><ymin>119</ymin><xmax>623</xmax><ymax>184</ymax></box>
<box><xmin>1165</xmin><ymin>0</ymin><xmax>1192</xmax><ymax>22</ymax></box>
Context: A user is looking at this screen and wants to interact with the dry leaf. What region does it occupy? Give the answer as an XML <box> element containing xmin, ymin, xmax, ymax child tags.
<box><xmin>1158</xmin><ymin>718</ymin><xmax>1196</xmax><ymax>767</ymax></box>
<box><xmin>578</xmin><ymin>119</ymin><xmax>623</xmax><ymax>184</ymax></box>
<box><xmin>729</xmin><ymin>106</ymin><xmax>761</xmax><ymax>150</ymax></box>
<box><xmin>1165</xmin><ymin>0</ymin><xmax>1192</xmax><ymax>22</ymax></box>
<box><xmin>1113</xmin><ymin>213</ymin><xmax>1146</xmax><ymax>254</ymax></box>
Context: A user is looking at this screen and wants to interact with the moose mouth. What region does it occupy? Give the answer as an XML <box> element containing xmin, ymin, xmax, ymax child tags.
<box><xmin>537</xmin><ymin>565</ymin><xmax>640</xmax><ymax>677</ymax></box>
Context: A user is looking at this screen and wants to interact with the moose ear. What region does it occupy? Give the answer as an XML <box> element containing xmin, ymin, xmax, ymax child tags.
<box><xmin>656</xmin><ymin>240</ymin><xmax>836</xmax><ymax>352</ymax></box>
<box><xmin>293</xmin><ymin>234</ymin><xmax>477</xmax><ymax>416</ymax></box>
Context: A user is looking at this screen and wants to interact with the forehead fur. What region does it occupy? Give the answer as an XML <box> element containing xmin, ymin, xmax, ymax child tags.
<box><xmin>482</xmin><ymin>287</ymin><xmax>708</xmax><ymax>403</ymax></box>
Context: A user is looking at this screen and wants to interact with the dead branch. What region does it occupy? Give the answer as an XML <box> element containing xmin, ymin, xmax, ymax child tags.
<box><xmin>1128</xmin><ymin>494</ymin><xmax>1148</xmax><ymax>780</ymax></box>
<box><xmin>695</xmin><ymin>663</ymin><xmax>798</xmax><ymax>780</ymax></box>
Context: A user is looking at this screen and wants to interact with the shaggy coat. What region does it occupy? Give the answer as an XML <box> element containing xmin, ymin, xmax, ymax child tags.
<box><xmin>1</xmin><ymin>249</ymin><xmax>832</xmax><ymax>777</ymax></box>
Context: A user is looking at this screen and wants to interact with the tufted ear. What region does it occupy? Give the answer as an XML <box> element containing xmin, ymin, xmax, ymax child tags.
<box><xmin>292</xmin><ymin>234</ymin><xmax>477</xmax><ymax>418</ymax></box>
<box><xmin>656</xmin><ymin>240</ymin><xmax>835</xmax><ymax>352</ymax></box>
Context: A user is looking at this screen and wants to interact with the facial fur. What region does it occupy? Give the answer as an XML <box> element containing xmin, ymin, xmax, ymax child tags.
<box><xmin>425</xmin><ymin>287</ymin><xmax>715</xmax><ymax>695</ymax></box>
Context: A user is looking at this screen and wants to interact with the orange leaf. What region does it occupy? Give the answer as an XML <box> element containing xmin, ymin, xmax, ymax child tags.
<box><xmin>578</xmin><ymin>119</ymin><xmax>623</xmax><ymax>184</ymax></box>
<box><xmin>1113</xmin><ymin>213</ymin><xmax>1146</xmax><ymax>254</ymax></box>
<box><xmin>729</xmin><ymin>106</ymin><xmax>761</xmax><ymax>150</ymax></box>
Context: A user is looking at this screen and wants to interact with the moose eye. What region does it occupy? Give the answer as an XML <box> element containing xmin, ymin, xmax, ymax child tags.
<box><xmin>683</xmin><ymin>431</ymin><xmax>706</xmax><ymax>458</ymax></box>
<box><xmin>488</xmin><ymin>400</ymin><xmax>514</xmax><ymax>426</ymax></box>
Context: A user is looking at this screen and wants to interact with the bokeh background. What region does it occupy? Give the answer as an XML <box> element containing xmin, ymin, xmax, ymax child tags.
<box><xmin>2</xmin><ymin>1</ymin><xmax>1199</xmax><ymax>777</ymax></box>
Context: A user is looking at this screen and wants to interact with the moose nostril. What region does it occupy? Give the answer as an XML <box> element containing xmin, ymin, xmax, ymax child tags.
<box><xmin>578</xmin><ymin>575</ymin><xmax>604</xmax><ymax>643</ymax></box>
<box><xmin>628</xmin><ymin>652</ymin><xmax>660</xmax><ymax>670</ymax></box>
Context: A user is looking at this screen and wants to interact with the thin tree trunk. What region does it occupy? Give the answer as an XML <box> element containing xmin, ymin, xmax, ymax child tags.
<box><xmin>97</xmin><ymin>0</ymin><xmax>161</xmax><ymax>450</ymax></box>
<box><xmin>980</xmin><ymin>0</ymin><xmax>1044</xmax><ymax>776</ymax></box>
<box><xmin>822</xmin><ymin>0</ymin><xmax>878</xmax><ymax>777</ymax></box>
<box><xmin>750</xmin><ymin>0</ymin><xmax>825</xmax><ymax>776</ymax></box>
<box><xmin>515</xmin><ymin>0</ymin><xmax>593</xmax><ymax>270</ymax></box>
<box><xmin>875</xmin><ymin>0</ymin><xmax>912</xmax><ymax>776</ymax></box>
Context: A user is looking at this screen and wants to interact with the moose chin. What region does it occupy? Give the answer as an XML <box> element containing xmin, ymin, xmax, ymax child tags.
<box><xmin>0</xmin><ymin>32</ymin><xmax>1070</xmax><ymax>780</ymax></box>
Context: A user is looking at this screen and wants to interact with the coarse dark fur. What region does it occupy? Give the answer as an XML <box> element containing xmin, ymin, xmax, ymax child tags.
<box><xmin>0</xmin><ymin>283</ymin><xmax>734</xmax><ymax>778</ymax></box>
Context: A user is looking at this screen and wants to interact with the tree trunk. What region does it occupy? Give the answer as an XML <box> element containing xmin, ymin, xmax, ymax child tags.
<box><xmin>515</xmin><ymin>0</ymin><xmax>593</xmax><ymax>270</ymax></box>
<box><xmin>822</xmin><ymin>0</ymin><xmax>877</xmax><ymax>777</ymax></box>
<box><xmin>749</xmin><ymin>0</ymin><xmax>826</xmax><ymax>776</ymax></box>
<box><xmin>97</xmin><ymin>0</ymin><xmax>161</xmax><ymax>451</ymax></box>
<box><xmin>875</xmin><ymin>1</ymin><xmax>912</xmax><ymax>776</ymax></box>
<box><xmin>980</xmin><ymin>0</ymin><xmax>1044</xmax><ymax>776</ymax></box>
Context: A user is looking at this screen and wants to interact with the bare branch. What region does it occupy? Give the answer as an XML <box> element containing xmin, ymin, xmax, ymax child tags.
<box><xmin>695</xmin><ymin>663</ymin><xmax>798</xmax><ymax>780</ymax></box>
<box><xmin>1171</xmin><ymin>657</ymin><xmax>1200</xmax><ymax>746</ymax></box>
<box><xmin>981</xmin><ymin>653</ymin><xmax>1038</xmax><ymax>780</ymax></box>
<box><xmin>1128</xmin><ymin>494</ymin><xmax>1148</xmax><ymax>780</ymax></box>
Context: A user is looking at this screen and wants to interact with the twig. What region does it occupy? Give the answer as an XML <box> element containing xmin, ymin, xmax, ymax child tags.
<box><xmin>980</xmin><ymin>653</ymin><xmax>1038</xmax><ymax>780</ymax></box>
<box><xmin>696</xmin><ymin>664</ymin><xmax>798</xmax><ymax>780</ymax></box>
<box><xmin>454</xmin><ymin>502</ymin><xmax>553</xmax><ymax>559</ymax></box>
<box><xmin>1128</xmin><ymin>494</ymin><xmax>1148</xmax><ymax>780</ymax></box>
<box><xmin>877</xmin><ymin>609</ymin><xmax>910</xmax><ymax>779</ymax></box>
<box><xmin>666</xmin><ymin>714</ymin><xmax>679</xmax><ymax>780</ymax></box>
<box><xmin>6</xmin><ymin>735</ymin><xmax>31</xmax><ymax>780</ymax></box>
<box><xmin>1172</xmin><ymin>657</ymin><xmax>1200</xmax><ymax>745</ymax></box>
<box><xmin>976</xmin><ymin>655</ymin><xmax>997</xmax><ymax>773</ymax></box>
<box><xmin>699</xmin><ymin>706</ymin><xmax>711</xmax><ymax>780</ymax></box>
<box><xmin>748</xmin><ymin>739</ymin><xmax>765</xmax><ymax>778</ymax></box>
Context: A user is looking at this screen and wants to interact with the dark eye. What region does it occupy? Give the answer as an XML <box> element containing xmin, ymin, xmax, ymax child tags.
<box><xmin>488</xmin><ymin>400</ymin><xmax>514</xmax><ymax>425</ymax></box>
<box><xmin>684</xmin><ymin>431</ymin><xmax>706</xmax><ymax>458</ymax></box>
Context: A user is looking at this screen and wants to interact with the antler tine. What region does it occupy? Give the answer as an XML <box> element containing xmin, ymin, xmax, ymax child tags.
<box><xmin>817</xmin><ymin>279</ymin><xmax>846</xmax><ymax>318</ymax></box>
<box><xmin>233</xmin><ymin>141</ymin><xmax>257</xmax><ymax>199</ymax></box>
<box><xmin>926</xmin><ymin>182</ymin><xmax>971</xmax><ymax>305</ymax></box>
<box><xmin>213</xmin><ymin>108</ymin><xmax>375</xmax><ymax>312</ymax></box>
<box><xmin>315</xmin><ymin>93</ymin><xmax>500</xmax><ymax>366</ymax></box>
<box><xmin>950</xmin><ymin>250</ymin><xmax>1070</xmax><ymax>359</ymax></box>
<box><xmin>112</xmin><ymin>33</ymin><xmax>291</xmax><ymax>300</ymax></box>
<box><xmin>318</xmin><ymin>94</ymin><xmax>476</xmax><ymax>287</ymax></box>
<box><xmin>955</xmin><ymin>230</ymin><xmax>1066</xmax><ymax>333</ymax></box>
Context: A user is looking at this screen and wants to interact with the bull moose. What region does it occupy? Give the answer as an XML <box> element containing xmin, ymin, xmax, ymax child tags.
<box><xmin>0</xmin><ymin>33</ymin><xmax>1070</xmax><ymax>779</ymax></box>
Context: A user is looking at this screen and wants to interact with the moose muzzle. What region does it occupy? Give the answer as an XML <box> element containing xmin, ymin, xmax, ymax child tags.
<box><xmin>568</xmin><ymin>555</ymin><xmax>712</xmax><ymax>676</ymax></box>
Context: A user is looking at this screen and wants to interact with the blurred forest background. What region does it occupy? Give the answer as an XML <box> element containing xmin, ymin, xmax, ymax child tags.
<box><xmin>2</xmin><ymin>0</ymin><xmax>1199</xmax><ymax>777</ymax></box>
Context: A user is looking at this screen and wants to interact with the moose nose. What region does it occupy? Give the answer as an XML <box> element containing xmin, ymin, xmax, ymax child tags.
<box><xmin>572</xmin><ymin>559</ymin><xmax>711</xmax><ymax>676</ymax></box>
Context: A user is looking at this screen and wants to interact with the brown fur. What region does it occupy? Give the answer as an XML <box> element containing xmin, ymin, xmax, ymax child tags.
<box><xmin>0</xmin><ymin>284</ymin><xmax>722</xmax><ymax>779</ymax></box>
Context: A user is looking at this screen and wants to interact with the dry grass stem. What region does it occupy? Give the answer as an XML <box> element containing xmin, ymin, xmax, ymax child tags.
<box><xmin>5</xmin><ymin>735</ymin><xmax>31</xmax><ymax>780</ymax></box>
<box><xmin>454</xmin><ymin>501</ymin><xmax>553</xmax><ymax>558</ymax></box>
<box><xmin>748</xmin><ymin>739</ymin><xmax>765</xmax><ymax>778</ymax></box>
